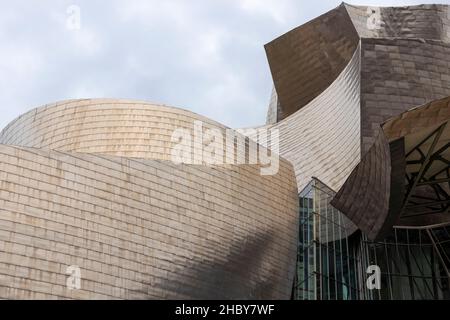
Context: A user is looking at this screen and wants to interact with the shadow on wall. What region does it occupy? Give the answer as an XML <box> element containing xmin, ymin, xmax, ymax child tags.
<box><xmin>136</xmin><ymin>230</ymin><xmax>280</xmax><ymax>299</ymax></box>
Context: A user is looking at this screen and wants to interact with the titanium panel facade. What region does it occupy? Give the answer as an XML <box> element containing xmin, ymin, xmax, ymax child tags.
<box><xmin>253</xmin><ymin>46</ymin><xmax>361</xmax><ymax>192</ymax></box>
<box><xmin>333</xmin><ymin>95</ymin><xmax>450</xmax><ymax>240</ymax></box>
<box><xmin>0</xmin><ymin>100</ymin><xmax>299</xmax><ymax>299</ymax></box>
<box><xmin>360</xmin><ymin>38</ymin><xmax>450</xmax><ymax>154</ymax></box>
<box><xmin>265</xmin><ymin>3</ymin><xmax>450</xmax><ymax>243</ymax></box>
<box><xmin>265</xmin><ymin>4</ymin><xmax>359</xmax><ymax>120</ymax></box>
<box><xmin>344</xmin><ymin>3</ymin><xmax>450</xmax><ymax>40</ymax></box>
<box><xmin>2</xmin><ymin>2</ymin><xmax>450</xmax><ymax>300</ymax></box>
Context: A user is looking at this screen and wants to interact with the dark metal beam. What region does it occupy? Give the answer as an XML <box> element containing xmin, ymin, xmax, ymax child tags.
<box><xmin>427</xmin><ymin>229</ymin><xmax>450</xmax><ymax>279</ymax></box>
<box><xmin>402</xmin><ymin>124</ymin><xmax>447</xmax><ymax>215</ymax></box>
<box><xmin>406</xmin><ymin>199</ymin><xmax>450</xmax><ymax>209</ymax></box>
<box><xmin>417</xmin><ymin>177</ymin><xmax>450</xmax><ymax>186</ymax></box>
<box><xmin>401</xmin><ymin>209</ymin><xmax>448</xmax><ymax>219</ymax></box>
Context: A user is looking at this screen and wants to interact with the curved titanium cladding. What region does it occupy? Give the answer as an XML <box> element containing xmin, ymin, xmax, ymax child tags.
<box><xmin>265</xmin><ymin>3</ymin><xmax>450</xmax><ymax>123</ymax></box>
<box><xmin>0</xmin><ymin>99</ymin><xmax>228</xmax><ymax>160</ymax></box>
<box><xmin>0</xmin><ymin>100</ymin><xmax>299</xmax><ymax>299</ymax></box>
<box><xmin>2</xmin><ymin>2</ymin><xmax>450</xmax><ymax>300</ymax></box>
<box><xmin>344</xmin><ymin>3</ymin><xmax>450</xmax><ymax>154</ymax></box>
<box><xmin>330</xmin><ymin>129</ymin><xmax>405</xmax><ymax>241</ymax></box>
<box><xmin>265</xmin><ymin>3</ymin><xmax>359</xmax><ymax>121</ymax></box>
<box><xmin>257</xmin><ymin>45</ymin><xmax>361</xmax><ymax>193</ymax></box>
<box><xmin>266</xmin><ymin>3</ymin><xmax>450</xmax><ymax>155</ymax></box>
<box><xmin>264</xmin><ymin>3</ymin><xmax>450</xmax><ymax>242</ymax></box>
<box><xmin>384</xmin><ymin>97</ymin><xmax>450</xmax><ymax>228</ymax></box>
<box><xmin>332</xmin><ymin>97</ymin><xmax>450</xmax><ymax>241</ymax></box>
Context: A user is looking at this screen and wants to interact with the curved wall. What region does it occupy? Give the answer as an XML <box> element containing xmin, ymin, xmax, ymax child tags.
<box><xmin>0</xmin><ymin>101</ymin><xmax>299</xmax><ymax>299</ymax></box>
<box><xmin>332</xmin><ymin>96</ymin><xmax>450</xmax><ymax>240</ymax></box>
<box><xmin>331</xmin><ymin>130</ymin><xmax>406</xmax><ymax>241</ymax></box>
<box><xmin>0</xmin><ymin>99</ymin><xmax>229</xmax><ymax>161</ymax></box>
<box><xmin>256</xmin><ymin>46</ymin><xmax>361</xmax><ymax>193</ymax></box>
<box><xmin>265</xmin><ymin>4</ymin><xmax>360</xmax><ymax>121</ymax></box>
<box><xmin>266</xmin><ymin>3</ymin><xmax>450</xmax><ymax>159</ymax></box>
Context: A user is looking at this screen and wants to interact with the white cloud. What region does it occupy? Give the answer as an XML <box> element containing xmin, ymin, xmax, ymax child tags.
<box><xmin>189</xmin><ymin>28</ymin><xmax>230</xmax><ymax>67</ymax></box>
<box><xmin>238</xmin><ymin>0</ymin><xmax>294</xmax><ymax>24</ymax></box>
<box><xmin>115</xmin><ymin>0</ymin><xmax>191</xmax><ymax>29</ymax></box>
<box><xmin>0</xmin><ymin>45</ymin><xmax>43</xmax><ymax>79</ymax></box>
<box><xmin>69</xmin><ymin>28</ymin><xmax>103</xmax><ymax>56</ymax></box>
<box><xmin>0</xmin><ymin>0</ymin><xmax>449</xmax><ymax>132</ymax></box>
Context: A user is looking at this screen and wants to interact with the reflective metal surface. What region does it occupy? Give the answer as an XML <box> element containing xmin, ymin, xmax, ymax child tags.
<box><xmin>0</xmin><ymin>100</ymin><xmax>299</xmax><ymax>299</ymax></box>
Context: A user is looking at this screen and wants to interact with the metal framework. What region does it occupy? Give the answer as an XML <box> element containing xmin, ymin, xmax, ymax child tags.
<box><xmin>401</xmin><ymin>123</ymin><xmax>450</xmax><ymax>220</ymax></box>
<box><xmin>365</xmin><ymin>226</ymin><xmax>450</xmax><ymax>300</ymax></box>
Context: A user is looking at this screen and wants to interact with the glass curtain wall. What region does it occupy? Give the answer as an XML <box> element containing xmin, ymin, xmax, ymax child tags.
<box><xmin>294</xmin><ymin>178</ymin><xmax>364</xmax><ymax>300</ymax></box>
<box><xmin>293</xmin><ymin>178</ymin><xmax>450</xmax><ymax>300</ymax></box>
<box><xmin>363</xmin><ymin>227</ymin><xmax>450</xmax><ymax>300</ymax></box>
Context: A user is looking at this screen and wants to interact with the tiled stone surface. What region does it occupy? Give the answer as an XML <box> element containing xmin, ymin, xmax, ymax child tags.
<box><xmin>0</xmin><ymin>101</ymin><xmax>299</xmax><ymax>299</ymax></box>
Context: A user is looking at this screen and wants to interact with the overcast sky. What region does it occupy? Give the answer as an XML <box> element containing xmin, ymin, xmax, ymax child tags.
<box><xmin>0</xmin><ymin>0</ymin><xmax>448</xmax><ymax>130</ymax></box>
